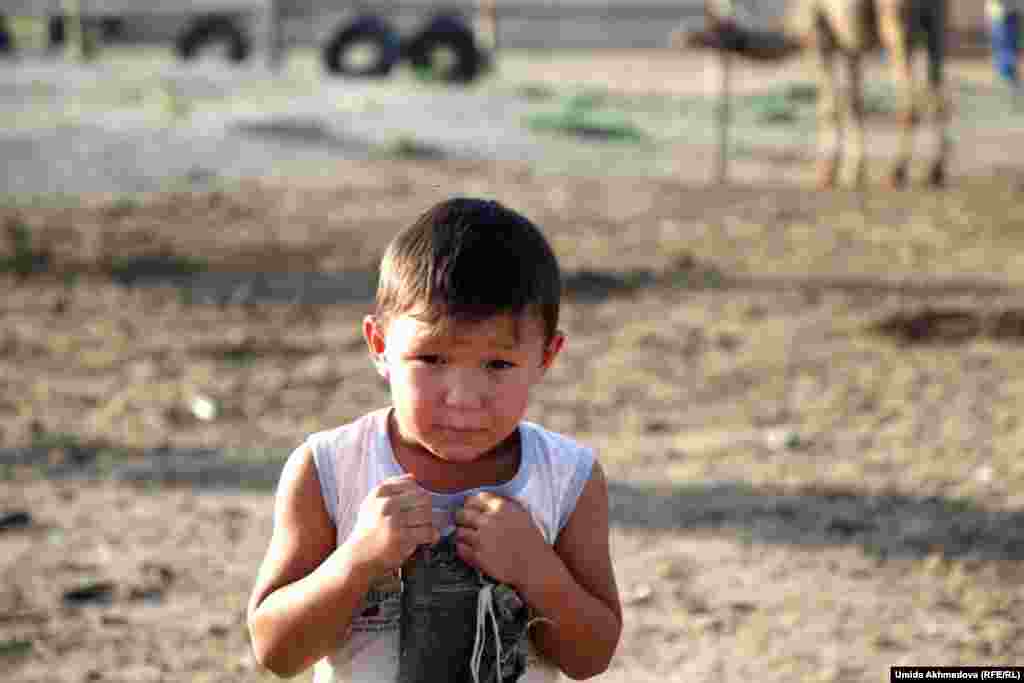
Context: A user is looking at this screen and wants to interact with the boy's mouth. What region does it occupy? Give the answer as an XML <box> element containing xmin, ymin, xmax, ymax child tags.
<box><xmin>435</xmin><ymin>425</ymin><xmax>487</xmax><ymax>435</ymax></box>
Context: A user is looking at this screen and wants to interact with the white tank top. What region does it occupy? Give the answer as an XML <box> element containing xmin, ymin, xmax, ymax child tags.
<box><xmin>306</xmin><ymin>408</ymin><xmax>595</xmax><ymax>683</ymax></box>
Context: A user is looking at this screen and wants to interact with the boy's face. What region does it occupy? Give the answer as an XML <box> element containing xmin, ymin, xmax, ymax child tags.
<box><xmin>363</xmin><ymin>312</ymin><xmax>563</xmax><ymax>464</ymax></box>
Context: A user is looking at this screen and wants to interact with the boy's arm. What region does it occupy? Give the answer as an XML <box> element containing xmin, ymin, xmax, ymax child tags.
<box><xmin>458</xmin><ymin>463</ymin><xmax>622</xmax><ymax>679</ymax></box>
<box><xmin>520</xmin><ymin>461</ymin><xmax>623</xmax><ymax>679</ymax></box>
<box><xmin>246</xmin><ymin>445</ymin><xmax>377</xmax><ymax>677</ymax></box>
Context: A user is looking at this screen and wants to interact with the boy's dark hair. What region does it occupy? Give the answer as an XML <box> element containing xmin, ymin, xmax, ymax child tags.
<box><xmin>375</xmin><ymin>197</ymin><xmax>561</xmax><ymax>343</ymax></box>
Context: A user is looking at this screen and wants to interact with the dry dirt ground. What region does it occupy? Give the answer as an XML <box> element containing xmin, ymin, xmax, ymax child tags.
<box><xmin>3</xmin><ymin>51</ymin><xmax>1024</xmax><ymax>683</ymax></box>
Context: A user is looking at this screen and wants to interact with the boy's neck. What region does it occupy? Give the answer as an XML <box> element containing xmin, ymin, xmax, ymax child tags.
<box><xmin>387</xmin><ymin>413</ymin><xmax>522</xmax><ymax>494</ymax></box>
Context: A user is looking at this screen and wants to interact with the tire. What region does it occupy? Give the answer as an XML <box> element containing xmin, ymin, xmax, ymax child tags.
<box><xmin>47</xmin><ymin>15</ymin><xmax>123</xmax><ymax>48</ymax></box>
<box><xmin>174</xmin><ymin>14</ymin><xmax>250</xmax><ymax>64</ymax></box>
<box><xmin>322</xmin><ymin>14</ymin><xmax>401</xmax><ymax>78</ymax></box>
<box><xmin>99</xmin><ymin>17</ymin><xmax>123</xmax><ymax>42</ymax></box>
<box><xmin>402</xmin><ymin>13</ymin><xmax>483</xmax><ymax>85</ymax></box>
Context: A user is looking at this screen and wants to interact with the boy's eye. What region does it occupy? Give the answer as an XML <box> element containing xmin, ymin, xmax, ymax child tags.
<box><xmin>485</xmin><ymin>359</ymin><xmax>516</xmax><ymax>371</ymax></box>
<box><xmin>416</xmin><ymin>355</ymin><xmax>445</xmax><ymax>365</ymax></box>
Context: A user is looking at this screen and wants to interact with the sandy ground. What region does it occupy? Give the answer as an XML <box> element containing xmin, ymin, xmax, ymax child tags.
<box><xmin>3</xmin><ymin>49</ymin><xmax>1024</xmax><ymax>682</ymax></box>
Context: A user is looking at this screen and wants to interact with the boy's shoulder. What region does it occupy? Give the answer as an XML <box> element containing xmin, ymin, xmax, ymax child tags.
<box><xmin>304</xmin><ymin>408</ymin><xmax>389</xmax><ymax>457</ymax></box>
<box><xmin>520</xmin><ymin>420</ymin><xmax>595</xmax><ymax>461</ymax></box>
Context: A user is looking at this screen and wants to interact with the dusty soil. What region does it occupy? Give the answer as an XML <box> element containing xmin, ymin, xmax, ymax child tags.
<box><xmin>3</xmin><ymin>51</ymin><xmax>1024</xmax><ymax>683</ymax></box>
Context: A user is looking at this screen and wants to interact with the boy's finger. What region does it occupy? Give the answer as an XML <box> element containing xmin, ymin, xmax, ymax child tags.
<box><xmin>453</xmin><ymin>507</ymin><xmax>478</xmax><ymax>528</ymax></box>
<box><xmin>375</xmin><ymin>474</ymin><xmax>419</xmax><ymax>496</ymax></box>
<box><xmin>454</xmin><ymin>526</ymin><xmax>478</xmax><ymax>547</ymax></box>
<box><xmin>401</xmin><ymin>505</ymin><xmax>436</xmax><ymax>527</ymax></box>
<box><xmin>422</xmin><ymin>525</ymin><xmax>441</xmax><ymax>546</ymax></box>
<box><xmin>386</xmin><ymin>491</ymin><xmax>431</xmax><ymax>515</ymax></box>
<box><xmin>455</xmin><ymin>538</ymin><xmax>479</xmax><ymax>567</ymax></box>
<box><xmin>382</xmin><ymin>473</ymin><xmax>417</xmax><ymax>485</ymax></box>
<box><xmin>405</xmin><ymin>525</ymin><xmax>439</xmax><ymax>550</ymax></box>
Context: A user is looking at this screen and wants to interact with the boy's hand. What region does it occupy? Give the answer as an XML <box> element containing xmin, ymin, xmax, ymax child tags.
<box><xmin>454</xmin><ymin>492</ymin><xmax>549</xmax><ymax>588</ymax></box>
<box><xmin>349</xmin><ymin>474</ymin><xmax>438</xmax><ymax>575</ymax></box>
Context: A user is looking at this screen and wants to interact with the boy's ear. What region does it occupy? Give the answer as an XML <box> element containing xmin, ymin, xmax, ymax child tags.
<box><xmin>363</xmin><ymin>315</ymin><xmax>390</xmax><ymax>379</ymax></box>
<box><xmin>540</xmin><ymin>331</ymin><xmax>565</xmax><ymax>372</ymax></box>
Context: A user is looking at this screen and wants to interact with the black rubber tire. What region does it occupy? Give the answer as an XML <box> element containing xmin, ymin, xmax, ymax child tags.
<box><xmin>99</xmin><ymin>17</ymin><xmax>123</xmax><ymax>42</ymax></box>
<box><xmin>47</xmin><ymin>15</ymin><xmax>123</xmax><ymax>48</ymax></box>
<box><xmin>402</xmin><ymin>13</ymin><xmax>483</xmax><ymax>85</ymax></box>
<box><xmin>0</xmin><ymin>15</ymin><xmax>11</xmax><ymax>55</ymax></box>
<box><xmin>322</xmin><ymin>14</ymin><xmax>402</xmax><ymax>78</ymax></box>
<box><xmin>46</xmin><ymin>15</ymin><xmax>99</xmax><ymax>58</ymax></box>
<box><xmin>174</xmin><ymin>14</ymin><xmax>250</xmax><ymax>63</ymax></box>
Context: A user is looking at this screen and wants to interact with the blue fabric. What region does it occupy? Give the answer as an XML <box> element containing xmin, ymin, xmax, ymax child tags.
<box><xmin>992</xmin><ymin>11</ymin><xmax>1021</xmax><ymax>84</ymax></box>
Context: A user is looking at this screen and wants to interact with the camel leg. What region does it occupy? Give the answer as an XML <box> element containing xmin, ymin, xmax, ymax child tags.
<box><xmin>923</xmin><ymin>0</ymin><xmax>949</xmax><ymax>187</ymax></box>
<box><xmin>878</xmin><ymin>1</ymin><xmax>915</xmax><ymax>188</ymax></box>
<box><xmin>840</xmin><ymin>51</ymin><xmax>867</xmax><ymax>188</ymax></box>
<box><xmin>813</xmin><ymin>34</ymin><xmax>842</xmax><ymax>188</ymax></box>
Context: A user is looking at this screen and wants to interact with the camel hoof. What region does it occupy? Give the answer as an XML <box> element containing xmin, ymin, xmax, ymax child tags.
<box><xmin>815</xmin><ymin>175</ymin><xmax>837</xmax><ymax>190</ymax></box>
<box><xmin>886</xmin><ymin>165</ymin><xmax>909</xmax><ymax>189</ymax></box>
<box><xmin>815</xmin><ymin>161</ymin><xmax>839</xmax><ymax>190</ymax></box>
<box><xmin>928</xmin><ymin>164</ymin><xmax>946</xmax><ymax>188</ymax></box>
<box><xmin>896</xmin><ymin>109</ymin><xmax>921</xmax><ymax>127</ymax></box>
<box><xmin>851</xmin><ymin>166</ymin><xmax>868</xmax><ymax>190</ymax></box>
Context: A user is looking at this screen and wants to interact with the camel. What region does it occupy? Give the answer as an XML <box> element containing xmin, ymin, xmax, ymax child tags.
<box><xmin>681</xmin><ymin>0</ymin><xmax>950</xmax><ymax>189</ymax></box>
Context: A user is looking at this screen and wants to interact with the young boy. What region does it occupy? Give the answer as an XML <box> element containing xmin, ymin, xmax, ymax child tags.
<box><xmin>247</xmin><ymin>198</ymin><xmax>622</xmax><ymax>682</ymax></box>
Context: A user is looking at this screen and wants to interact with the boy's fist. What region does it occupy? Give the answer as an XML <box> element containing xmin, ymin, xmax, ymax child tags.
<box><xmin>349</xmin><ymin>474</ymin><xmax>439</xmax><ymax>575</ymax></box>
<box><xmin>453</xmin><ymin>492</ymin><xmax>548</xmax><ymax>588</ymax></box>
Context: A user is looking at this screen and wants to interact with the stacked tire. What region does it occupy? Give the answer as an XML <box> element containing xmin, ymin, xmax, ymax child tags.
<box><xmin>45</xmin><ymin>15</ymin><xmax>123</xmax><ymax>48</ymax></box>
<box><xmin>400</xmin><ymin>13</ymin><xmax>485</xmax><ymax>85</ymax></box>
<box><xmin>322</xmin><ymin>12</ymin><xmax>485</xmax><ymax>84</ymax></box>
<box><xmin>170</xmin><ymin>10</ymin><xmax>487</xmax><ymax>85</ymax></box>
<box><xmin>175</xmin><ymin>14</ymin><xmax>250</xmax><ymax>63</ymax></box>
<box><xmin>322</xmin><ymin>13</ymin><xmax>402</xmax><ymax>78</ymax></box>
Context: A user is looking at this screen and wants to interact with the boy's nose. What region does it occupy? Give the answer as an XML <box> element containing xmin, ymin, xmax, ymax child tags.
<box><xmin>442</xmin><ymin>368</ymin><xmax>487</xmax><ymax>408</ymax></box>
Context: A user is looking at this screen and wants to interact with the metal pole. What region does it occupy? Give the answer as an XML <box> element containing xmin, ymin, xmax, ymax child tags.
<box><xmin>265</xmin><ymin>0</ymin><xmax>283</xmax><ymax>71</ymax></box>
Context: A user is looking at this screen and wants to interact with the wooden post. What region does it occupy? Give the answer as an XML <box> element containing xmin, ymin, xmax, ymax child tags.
<box><xmin>478</xmin><ymin>0</ymin><xmax>498</xmax><ymax>53</ymax></box>
<box><xmin>265</xmin><ymin>0</ymin><xmax>283</xmax><ymax>71</ymax></box>
<box><xmin>62</xmin><ymin>0</ymin><xmax>93</xmax><ymax>62</ymax></box>
<box><xmin>709</xmin><ymin>0</ymin><xmax>735</xmax><ymax>185</ymax></box>
<box><xmin>714</xmin><ymin>45</ymin><xmax>731</xmax><ymax>185</ymax></box>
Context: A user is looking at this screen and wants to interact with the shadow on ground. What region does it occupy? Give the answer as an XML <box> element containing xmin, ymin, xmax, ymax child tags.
<box><xmin>607</xmin><ymin>479</ymin><xmax>1024</xmax><ymax>562</ymax></box>
<box><xmin>4</xmin><ymin>445</ymin><xmax>1022</xmax><ymax>562</ymax></box>
<box><xmin>101</xmin><ymin>254</ymin><xmax>1017</xmax><ymax>307</ymax></box>
<box><xmin>103</xmin><ymin>258</ymin><xmax>681</xmax><ymax>305</ymax></box>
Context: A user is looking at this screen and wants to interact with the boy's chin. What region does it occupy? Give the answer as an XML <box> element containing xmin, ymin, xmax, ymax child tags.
<box><xmin>400</xmin><ymin>422</ymin><xmax>519</xmax><ymax>464</ymax></box>
<box><xmin>424</xmin><ymin>441</ymin><xmax>495</xmax><ymax>463</ymax></box>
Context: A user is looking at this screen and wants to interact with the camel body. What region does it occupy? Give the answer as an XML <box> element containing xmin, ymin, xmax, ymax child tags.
<box><xmin>685</xmin><ymin>0</ymin><xmax>949</xmax><ymax>188</ymax></box>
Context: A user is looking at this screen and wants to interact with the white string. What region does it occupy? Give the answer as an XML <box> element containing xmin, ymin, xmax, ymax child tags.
<box><xmin>470</xmin><ymin>579</ymin><xmax>555</xmax><ymax>683</ymax></box>
<box><xmin>471</xmin><ymin>582</ymin><xmax>503</xmax><ymax>683</ymax></box>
